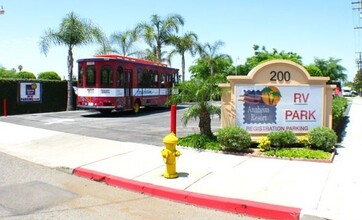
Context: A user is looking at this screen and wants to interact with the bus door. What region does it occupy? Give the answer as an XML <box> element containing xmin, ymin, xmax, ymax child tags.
<box><xmin>124</xmin><ymin>69</ymin><xmax>132</xmax><ymax>107</ymax></box>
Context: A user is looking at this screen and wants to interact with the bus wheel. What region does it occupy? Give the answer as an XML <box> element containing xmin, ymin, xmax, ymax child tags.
<box><xmin>133</xmin><ymin>101</ymin><xmax>141</xmax><ymax>113</ymax></box>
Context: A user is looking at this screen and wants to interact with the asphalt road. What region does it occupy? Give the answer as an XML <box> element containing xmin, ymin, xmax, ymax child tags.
<box><xmin>0</xmin><ymin>105</ymin><xmax>221</xmax><ymax>146</ymax></box>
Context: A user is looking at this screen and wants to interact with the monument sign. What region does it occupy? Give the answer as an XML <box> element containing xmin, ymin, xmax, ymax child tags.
<box><xmin>219</xmin><ymin>60</ymin><xmax>335</xmax><ymax>140</ymax></box>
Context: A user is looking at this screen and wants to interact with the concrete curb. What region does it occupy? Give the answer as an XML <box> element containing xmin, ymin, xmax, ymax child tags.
<box><xmin>73</xmin><ymin>167</ymin><xmax>301</xmax><ymax>220</ymax></box>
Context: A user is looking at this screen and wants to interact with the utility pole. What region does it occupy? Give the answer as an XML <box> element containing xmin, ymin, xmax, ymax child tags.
<box><xmin>352</xmin><ymin>1</ymin><xmax>362</xmax><ymax>28</ymax></box>
<box><xmin>353</xmin><ymin>2</ymin><xmax>362</xmax><ymax>73</ymax></box>
<box><xmin>0</xmin><ymin>5</ymin><xmax>5</xmax><ymax>15</ymax></box>
<box><xmin>353</xmin><ymin>1</ymin><xmax>362</xmax><ymax>94</ymax></box>
<box><xmin>356</xmin><ymin>52</ymin><xmax>362</xmax><ymax>72</ymax></box>
<box><xmin>352</xmin><ymin>1</ymin><xmax>362</xmax><ymax>9</ymax></box>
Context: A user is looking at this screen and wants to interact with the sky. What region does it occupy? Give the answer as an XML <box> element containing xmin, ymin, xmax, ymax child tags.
<box><xmin>0</xmin><ymin>0</ymin><xmax>359</xmax><ymax>81</ymax></box>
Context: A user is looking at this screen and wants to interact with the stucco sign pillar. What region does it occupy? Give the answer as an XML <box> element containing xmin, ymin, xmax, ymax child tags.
<box><xmin>219</xmin><ymin>60</ymin><xmax>335</xmax><ymax>140</ymax></box>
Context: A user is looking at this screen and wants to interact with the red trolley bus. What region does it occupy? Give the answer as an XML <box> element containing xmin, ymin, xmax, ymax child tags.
<box><xmin>76</xmin><ymin>54</ymin><xmax>179</xmax><ymax>114</ymax></box>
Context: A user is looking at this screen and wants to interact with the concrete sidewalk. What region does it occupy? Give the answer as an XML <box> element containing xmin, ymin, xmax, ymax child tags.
<box><xmin>0</xmin><ymin>97</ymin><xmax>361</xmax><ymax>220</ymax></box>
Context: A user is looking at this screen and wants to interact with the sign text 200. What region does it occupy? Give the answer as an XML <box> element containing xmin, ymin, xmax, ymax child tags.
<box><xmin>270</xmin><ymin>71</ymin><xmax>291</xmax><ymax>82</ymax></box>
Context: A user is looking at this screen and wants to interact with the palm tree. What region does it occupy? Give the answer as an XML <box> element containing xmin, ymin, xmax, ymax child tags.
<box><xmin>142</xmin><ymin>44</ymin><xmax>169</xmax><ymax>63</ymax></box>
<box><xmin>198</xmin><ymin>40</ymin><xmax>231</xmax><ymax>75</ymax></box>
<box><xmin>136</xmin><ymin>14</ymin><xmax>184</xmax><ymax>62</ymax></box>
<box><xmin>110</xmin><ymin>30</ymin><xmax>140</xmax><ymax>56</ymax></box>
<box><xmin>95</xmin><ymin>37</ymin><xmax>112</xmax><ymax>54</ymax></box>
<box><xmin>39</xmin><ymin>12</ymin><xmax>106</xmax><ymax>111</ymax></box>
<box><xmin>167</xmin><ymin>76</ymin><xmax>221</xmax><ymax>137</ymax></box>
<box><xmin>168</xmin><ymin>32</ymin><xmax>198</xmax><ymax>81</ymax></box>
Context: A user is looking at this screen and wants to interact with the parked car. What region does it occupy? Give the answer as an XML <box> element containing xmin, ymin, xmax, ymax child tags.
<box><xmin>342</xmin><ymin>87</ymin><xmax>352</xmax><ymax>96</ymax></box>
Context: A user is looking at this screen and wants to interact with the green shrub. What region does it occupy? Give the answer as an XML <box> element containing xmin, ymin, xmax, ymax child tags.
<box><xmin>178</xmin><ymin>134</ymin><xmax>220</xmax><ymax>150</ymax></box>
<box><xmin>204</xmin><ymin>141</ymin><xmax>222</xmax><ymax>151</ymax></box>
<box><xmin>332</xmin><ymin>96</ymin><xmax>348</xmax><ymax>128</ymax></box>
<box><xmin>308</xmin><ymin>127</ymin><xmax>337</xmax><ymax>152</ymax></box>
<box><xmin>217</xmin><ymin>126</ymin><xmax>251</xmax><ymax>151</ymax></box>
<box><xmin>17</xmin><ymin>71</ymin><xmax>36</xmax><ymax>79</ymax></box>
<box><xmin>267</xmin><ymin>130</ymin><xmax>297</xmax><ymax>148</ymax></box>
<box><xmin>0</xmin><ymin>67</ymin><xmax>17</xmax><ymax>78</ymax></box>
<box><xmin>38</xmin><ymin>71</ymin><xmax>61</xmax><ymax>80</ymax></box>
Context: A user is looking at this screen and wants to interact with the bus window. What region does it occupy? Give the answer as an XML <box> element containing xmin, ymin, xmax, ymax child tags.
<box><xmin>174</xmin><ymin>72</ymin><xmax>179</xmax><ymax>85</ymax></box>
<box><xmin>86</xmin><ymin>65</ymin><xmax>96</xmax><ymax>86</ymax></box>
<box><xmin>154</xmin><ymin>72</ymin><xmax>159</xmax><ymax>88</ymax></box>
<box><xmin>169</xmin><ymin>72</ymin><xmax>178</xmax><ymax>87</ymax></box>
<box><xmin>143</xmin><ymin>69</ymin><xmax>150</xmax><ymax>87</ymax></box>
<box><xmin>137</xmin><ymin>68</ymin><xmax>143</xmax><ymax>87</ymax></box>
<box><xmin>149</xmin><ymin>70</ymin><xmax>153</xmax><ymax>87</ymax></box>
<box><xmin>149</xmin><ymin>70</ymin><xmax>158</xmax><ymax>88</ymax></box>
<box><xmin>168</xmin><ymin>73</ymin><xmax>172</xmax><ymax>86</ymax></box>
<box><xmin>160</xmin><ymin>73</ymin><xmax>166</xmax><ymax>88</ymax></box>
<box><xmin>117</xmin><ymin>66</ymin><xmax>124</xmax><ymax>87</ymax></box>
<box><xmin>78</xmin><ymin>65</ymin><xmax>84</xmax><ymax>87</ymax></box>
<box><xmin>101</xmin><ymin>65</ymin><xmax>113</xmax><ymax>87</ymax></box>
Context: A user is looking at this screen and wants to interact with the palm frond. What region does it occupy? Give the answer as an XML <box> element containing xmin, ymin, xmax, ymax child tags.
<box><xmin>181</xmin><ymin>104</ymin><xmax>201</xmax><ymax>126</ymax></box>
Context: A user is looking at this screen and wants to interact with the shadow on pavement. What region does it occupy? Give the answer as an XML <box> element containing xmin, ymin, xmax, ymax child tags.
<box><xmin>81</xmin><ymin>106</ymin><xmax>187</xmax><ymax>118</ymax></box>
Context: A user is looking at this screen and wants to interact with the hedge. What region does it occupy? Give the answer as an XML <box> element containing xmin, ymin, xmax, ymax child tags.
<box><xmin>0</xmin><ymin>79</ymin><xmax>68</xmax><ymax>115</ymax></box>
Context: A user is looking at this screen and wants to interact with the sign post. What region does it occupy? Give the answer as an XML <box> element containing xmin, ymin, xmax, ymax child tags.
<box><xmin>3</xmin><ymin>99</ymin><xmax>6</xmax><ymax>117</ymax></box>
<box><xmin>170</xmin><ymin>105</ymin><xmax>177</xmax><ymax>134</ymax></box>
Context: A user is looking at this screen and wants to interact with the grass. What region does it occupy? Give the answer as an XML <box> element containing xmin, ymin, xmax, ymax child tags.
<box><xmin>178</xmin><ymin>134</ymin><xmax>221</xmax><ymax>151</ymax></box>
<box><xmin>178</xmin><ymin>134</ymin><xmax>332</xmax><ymax>160</ymax></box>
<box><xmin>262</xmin><ymin>148</ymin><xmax>331</xmax><ymax>160</ymax></box>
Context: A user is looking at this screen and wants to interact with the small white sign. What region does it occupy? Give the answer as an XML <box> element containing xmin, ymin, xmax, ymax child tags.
<box><xmin>19</xmin><ymin>82</ymin><xmax>42</xmax><ymax>102</ymax></box>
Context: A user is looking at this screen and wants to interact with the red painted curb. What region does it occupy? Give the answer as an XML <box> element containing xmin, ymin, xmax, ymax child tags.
<box><xmin>73</xmin><ymin>168</ymin><xmax>301</xmax><ymax>220</ymax></box>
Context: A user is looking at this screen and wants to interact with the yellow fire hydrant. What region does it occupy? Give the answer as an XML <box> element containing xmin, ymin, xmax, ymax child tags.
<box><xmin>161</xmin><ymin>132</ymin><xmax>181</xmax><ymax>179</ymax></box>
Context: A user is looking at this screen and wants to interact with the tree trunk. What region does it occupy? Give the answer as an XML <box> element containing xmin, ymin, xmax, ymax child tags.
<box><xmin>157</xmin><ymin>43</ymin><xmax>162</xmax><ymax>63</ymax></box>
<box><xmin>181</xmin><ymin>54</ymin><xmax>185</xmax><ymax>82</ymax></box>
<box><xmin>66</xmin><ymin>47</ymin><xmax>74</xmax><ymax>111</ymax></box>
<box><xmin>199</xmin><ymin>105</ymin><xmax>213</xmax><ymax>137</ymax></box>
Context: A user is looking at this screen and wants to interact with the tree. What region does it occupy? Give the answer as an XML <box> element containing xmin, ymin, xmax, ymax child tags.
<box><xmin>197</xmin><ymin>40</ymin><xmax>231</xmax><ymax>75</ymax></box>
<box><xmin>167</xmin><ymin>75</ymin><xmax>222</xmax><ymax>137</ymax></box>
<box><xmin>95</xmin><ymin>37</ymin><xmax>112</xmax><ymax>55</ymax></box>
<box><xmin>17</xmin><ymin>71</ymin><xmax>36</xmax><ymax>79</ymax></box>
<box><xmin>353</xmin><ymin>70</ymin><xmax>362</xmax><ymax>94</ymax></box>
<box><xmin>343</xmin><ymin>81</ymin><xmax>354</xmax><ymax>88</ymax></box>
<box><xmin>189</xmin><ymin>56</ymin><xmax>232</xmax><ymax>80</ymax></box>
<box><xmin>142</xmin><ymin>45</ymin><xmax>168</xmax><ymax>63</ymax></box>
<box><xmin>306</xmin><ymin>65</ymin><xmax>323</xmax><ymax>77</ymax></box>
<box><xmin>238</xmin><ymin>45</ymin><xmax>303</xmax><ymax>75</ymax></box>
<box><xmin>168</xmin><ymin>32</ymin><xmax>198</xmax><ymax>81</ymax></box>
<box><xmin>38</xmin><ymin>71</ymin><xmax>61</xmax><ymax>80</ymax></box>
<box><xmin>0</xmin><ymin>67</ymin><xmax>16</xmax><ymax>78</ymax></box>
<box><xmin>136</xmin><ymin>14</ymin><xmax>184</xmax><ymax>62</ymax></box>
<box><xmin>313</xmin><ymin>57</ymin><xmax>347</xmax><ymax>82</ymax></box>
<box><xmin>39</xmin><ymin>12</ymin><xmax>106</xmax><ymax>110</ymax></box>
<box><xmin>110</xmin><ymin>29</ymin><xmax>140</xmax><ymax>56</ymax></box>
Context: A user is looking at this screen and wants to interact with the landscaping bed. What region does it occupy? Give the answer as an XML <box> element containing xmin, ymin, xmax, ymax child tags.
<box><xmin>178</xmin><ymin>137</ymin><xmax>335</xmax><ymax>163</ymax></box>
<box><xmin>176</xmin><ymin>96</ymin><xmax>348</xmax><ymax>163</ymax></box>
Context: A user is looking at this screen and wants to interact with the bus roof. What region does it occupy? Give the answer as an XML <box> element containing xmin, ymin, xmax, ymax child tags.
<box><xmin>78</xmin><ymin>54</ymin><xmax>169</xmax><ymax>67</ymax></box>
